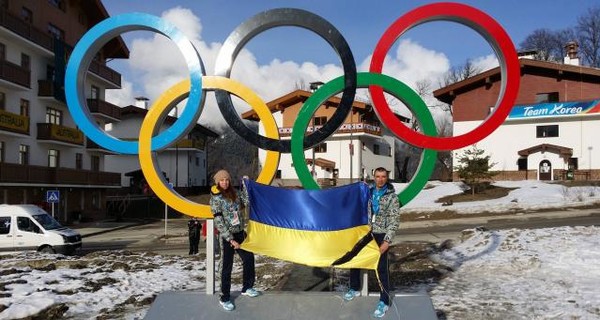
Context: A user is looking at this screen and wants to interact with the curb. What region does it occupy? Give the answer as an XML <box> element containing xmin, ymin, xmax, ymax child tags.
<box><xmin>79</xmin><ymin>220</ymin><xmax>152</xmax><ymax>238</ymax></box>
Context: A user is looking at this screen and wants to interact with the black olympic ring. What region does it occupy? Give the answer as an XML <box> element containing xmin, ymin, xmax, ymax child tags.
<box><xmin>214</xmin><ymin>8</ymin><xmax>357</xmax><ymax>153</ymax></box>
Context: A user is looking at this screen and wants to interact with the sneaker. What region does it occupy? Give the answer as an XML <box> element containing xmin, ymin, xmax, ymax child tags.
<box><xmin>241</xmin><ymin>288</ymin><xmax>260</xmax><ymax>297</ymax></box>
<box><xmin>219</xmin><ymin>300</ymin><xmax>234</xmax><ymax>311</ymax></box>
<box><xmin>373</xmin><ymin>301</ymin><xmax>389</xmax><ymax>318</ymax></box>
<box><xmin>343</xmin><ymin>289</ymin><xmax>361</xmax><ymax>301</ymax></box>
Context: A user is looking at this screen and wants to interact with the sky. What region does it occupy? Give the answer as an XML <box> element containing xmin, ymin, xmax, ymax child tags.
<box><xmin>97</xmin><ymin>0</ymin><xmax>600</xmax><ymax>131</ymax></box>
<box><xmin>1</xmin><ymin>180</ymin><xmax>599</xmax><ymax>319</ymax></box>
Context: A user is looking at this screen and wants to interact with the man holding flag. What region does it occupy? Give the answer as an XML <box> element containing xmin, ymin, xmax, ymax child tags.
<box><xmin>343</xmin><ymin>167</ymin><xmax>400</xmax><ymax>318</ymax></box>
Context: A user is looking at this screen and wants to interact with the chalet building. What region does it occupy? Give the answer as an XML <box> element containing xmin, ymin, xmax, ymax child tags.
<box><xmin>242</xmin><ymin>85</ymin><xmax>408</xmax><ymax>187</ymax></box>
<box><xmin>104</xmin><ymin>98</ymin><xmax>218</xmax><ymax>196</ymax></box>
<box><xmin>434</xmin><ymin>43</ymin><xmax>600</xmax><ymax>181</ymax></box>
<box><xmin>0</xmin><ymin>0</ymin><xmax>129</xmax><ymax>221</ymax></box>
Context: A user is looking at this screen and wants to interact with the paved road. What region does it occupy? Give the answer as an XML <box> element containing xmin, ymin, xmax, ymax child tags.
<box><xmin>75</xmin><ymin>207</ymin><xmax>600</xmax><ymax>255</ymax></box>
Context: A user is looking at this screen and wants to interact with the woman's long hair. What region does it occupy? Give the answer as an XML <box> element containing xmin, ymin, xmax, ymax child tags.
<box><xmin>217</xmin><ymin>184</ymin><xmax>237</xmax><ymax>202</ymax></box>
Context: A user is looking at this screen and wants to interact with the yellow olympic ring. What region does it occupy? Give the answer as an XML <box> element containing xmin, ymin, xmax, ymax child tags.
<box><xmin>139</xmin><ymin>76</ymin><xmax>281</xmax><ymax>218</ymax></box>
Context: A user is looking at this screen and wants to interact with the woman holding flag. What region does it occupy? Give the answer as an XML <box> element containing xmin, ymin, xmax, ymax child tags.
<box><xmin>210</xmin><ymin>169</ymin><xmax>260</xmax><ymax>311</ymax></box>
<box><xmin>343</xmin><ymin>167</ymin><xmax>400</xmax><ymax>318</ymax></box>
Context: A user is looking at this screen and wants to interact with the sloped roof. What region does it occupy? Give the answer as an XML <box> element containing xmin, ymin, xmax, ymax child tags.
<box><xmin>518</xmin><ymin>143</ymin><xmax>573</xmax><ymax>157</ymax></box>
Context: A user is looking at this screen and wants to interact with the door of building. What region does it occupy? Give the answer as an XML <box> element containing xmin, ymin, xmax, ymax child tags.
<box><xmin>539</xmin><ymin>160</ymin><xmax>552</xmax><ymax>180</ymax></box>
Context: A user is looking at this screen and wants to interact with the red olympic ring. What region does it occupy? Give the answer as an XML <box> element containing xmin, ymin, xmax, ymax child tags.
<box><xmin>369</xmin><ymin>2</ymin><xmax>520</xmax><ymax>151</ymax></box>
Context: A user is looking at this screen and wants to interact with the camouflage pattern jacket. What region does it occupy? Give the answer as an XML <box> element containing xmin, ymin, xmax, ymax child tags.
<box><xmin>368</xmin><ymin>183</ymin><xmax>401</xmax><ymax>243</ymax></box>
<box><xmin>209</xmin><ymin>185</ymin><xmax>248</xmax><ymax>242</ymax></box>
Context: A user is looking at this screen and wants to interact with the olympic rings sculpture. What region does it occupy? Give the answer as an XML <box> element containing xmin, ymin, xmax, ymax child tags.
<box><xmin>65</xmin><ymin>3</ymin><xmax>520</xmax><ymax>218</ymax></box>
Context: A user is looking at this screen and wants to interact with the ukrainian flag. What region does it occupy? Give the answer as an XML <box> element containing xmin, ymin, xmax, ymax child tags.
<box><xmin>241</xmin><ymin>180</ymin><xmax>380</xmax><ymax>270</ymax></box>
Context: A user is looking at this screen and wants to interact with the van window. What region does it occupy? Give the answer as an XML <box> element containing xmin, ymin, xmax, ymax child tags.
<box><xmin>32</xmin><ymin>214</ymin><xmax>62</xmax><ymax>230</ymax></box>
<box><xmin>17</xmin><ymin>217</ymin><xmax>41</xmax><ymax>234</ymax></box>
<box><xmin>0</xmin><ymin>216</ymin><xmax>10</xmax><ymax>234</ymax></box>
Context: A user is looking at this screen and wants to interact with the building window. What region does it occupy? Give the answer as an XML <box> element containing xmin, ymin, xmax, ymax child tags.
<box><xmin>0</xmin><ymin>43</ymin><xmax>5</xmax><ymax>60</ymax></box>
<box><xmin>517</xmin><ymin>158</ymin><xmax>528</xmax><ymax>171</ymax></box>
<box><xmin>91</xmin><ymin>155</ymin><xmax>100</xmax><ymax>171</ymax></box>
<box><xmin>21</xmin><ymin>7</ymin><xmax>32</xmax><ymax>23</ymax></box>
<box><xmin>20</xmin><ymin>99</ymin><xmax>29</xmax><ymax>116</ymax></box>
<box><xmin>46</xmin><ymin>107</ymin><xmax>62</xmax><ymax>125</ymax></box>
<box><xmin>568</xmin><ymin>158</ymin><xmax>578</xmax><ymax>170</ymax></box>
<box><xmin>48</xmin><ymin>149</ymin><xmax>59</xmax><ymax>167</ymax></box>
<box><xmin>373</xmin><ymin>144</ymin><xmax>380</xmax><ymax>155</ymax></box>
<box><xmin>313</xmin><ymin>116</ymin><xmax>327</xmax><ymax>126</ymax></box>
<box><xmin>0</xmin><ymin>92</ymin><xmax>4</xmax><ymax>110</ymax></box>
<box><xmin>21</xmin><ymin>53</ymin><xmax>30</xmax><ymax>70</ymax></box>
<box><xmin>91</xmin><ymin>85</ymin><xmax>99</xmax><ymax>100</ymax></box>
<box><xmin>314</xmin><ymin>143</ymin><xmax>327</xmax><ymax>153</ymax></box>
<box><xmin>276</xmin><ymin>170</ymin><xmax>282</xmax><ymax>179</ymax></box>
<box><xmin>535</xmin><ymin>92</ymin><xmax>559</xmax><ymax>103</ymax></box>
<box><xmin>48</xmin><ymin>23</ymin><xmax>65</xmax><ymax>40</ymax></box>
<box><xmin>19</xmin><ymin>144</ymin><xmax>29</xmax><ymax>165</ymax></box>
<box><xmin>75</xmin><ymin>153</ymin><xmax>82</xmax><ymax>170</ymax></box>
<box><xmin>536</xmin><ymin>125</ymin><xmax>559</xmax><ymax>138</ymax></box>
<box><xmin>0</xmin><ymin>141</ymin><xmax>4</xmax><ymax>162</ymax></box>
<box><xmin>0</xmin><ymin>216</ymin><xmax>10</xmax><ymax>235</ymax></box>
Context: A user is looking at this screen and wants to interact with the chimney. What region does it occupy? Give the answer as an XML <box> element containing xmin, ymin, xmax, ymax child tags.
<box><xmin>309</xmin><ymin>81</ymin><xmax>324</xmax><ymax>92</ymax></box>
<box><xmin>135</xmin><ymin>96</ymin><xmax>149</xmax><ymax>109</ymax></box>
<box><xmin>564</xmin><ymin>41</ymin><xmax>580</xmax><ymax>66</ymax></box>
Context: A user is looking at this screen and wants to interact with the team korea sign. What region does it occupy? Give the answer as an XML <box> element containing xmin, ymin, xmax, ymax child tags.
<box><xmin>509</xmin><ymin>99</ymin><xmax>600</xmax><ymax>119</ymax></box>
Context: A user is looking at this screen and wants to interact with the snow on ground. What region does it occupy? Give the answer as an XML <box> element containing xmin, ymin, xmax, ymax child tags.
<box><xmin>0</xmin><ymin>252</ymin><xmax>287</xmax><ymax>319</ymax></box>
<box><xmin>396</xmin><ymin>180</ymin><xmax>600</xmax><ymax>214</ymax></box>
<box><xmin>430</xmin><ymin>226</ymin><xmax>600</xmax><ymax>319</ymax></box>
<box><xmin>1</xmin><ymin>180</ymin><xmax>599</xmax><ymax>319</ymax></box>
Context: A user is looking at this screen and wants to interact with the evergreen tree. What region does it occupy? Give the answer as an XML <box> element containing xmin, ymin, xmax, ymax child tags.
<box><xmin>455</xmin><ymin>145</ymin><xmax>498</xmax><ymax>196</ymax></box>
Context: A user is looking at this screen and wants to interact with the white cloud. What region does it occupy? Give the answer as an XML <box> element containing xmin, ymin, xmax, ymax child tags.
<box><xmin>104</xmin><ymin>7</ymin><xmax>491</xmax><ymax>135</ymax></box>
<box><xmin>471</xmin><ymin>54</ymin><xmax>499</xmax><ymax>72</ymax></box>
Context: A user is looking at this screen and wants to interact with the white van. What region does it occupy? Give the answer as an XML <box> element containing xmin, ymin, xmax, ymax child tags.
<box><xmin>0</xmin><ymin>204</ymin><xmax>82</xmax><ymax>255</ymax></box>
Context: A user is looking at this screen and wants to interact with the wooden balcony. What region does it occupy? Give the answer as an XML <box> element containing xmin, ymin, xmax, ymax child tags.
<box><xmin>86</xmin><ymin>139</ymin><xmax>116</xmax><ymax>154</ymax></box>
<box><xmin>0</xmin><ymin>8</ymin><xmax>53</xmax><ymax>51</ymax></box>
<box><xmin>0</xmin><ymin>59</ymin><xmax>30</xmax><ymax>88</ymax></box>
<box><xmin>87</xmin><ymin>99</ymin><xmax>121</xmax><ymax>121</ymax></box>
<box><xmin>0</xmin><ymin>109</ymin><xmax>29</xmax><ymax>135</ymax></box>
<box><xmin>278</xmin><ymin>121</ymin><xmax>382</xmax><ymax>137</ymax></box>
<box><xmin>0</xmin><ymin>8</ymin><xmax>121</xmax><ymax>87</ymax></box>
<box><xmin>37</xmin><ymin>80</ymin><xmax>65</xmax><ymax>102</ymax></box>
<box><xmin>0</xmin><ymin>162</ymin><xmax>120</xmax><ymax>186</ymax></box>
<box><xmin>37</xmin><ymin>123</ymin><xmax>84</xmax><ymax>146</ymax></box>
<box><xmin>88</xmin><ymin>60</ymin><xmax>122</xmax><ymax>87</ymax></box>
<box><xmin>168</xmin><ymin>139</ymin><xmax>205</xmax><ymax>150</ymax></box>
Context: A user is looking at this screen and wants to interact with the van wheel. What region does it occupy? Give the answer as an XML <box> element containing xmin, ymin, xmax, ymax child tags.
<box><xmin>39</xmin><ymin>246</ymin><xmax>55</xmax><ymax>254</ymax></box>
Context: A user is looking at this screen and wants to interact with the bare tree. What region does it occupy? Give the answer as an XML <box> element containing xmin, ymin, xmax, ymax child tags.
<box><xmin>519</xmin><ymin>28</ymin><xmax>564</xmax><ymax>61</ymax></box>
<box><xmin>440</xmin><ymin>59</ymin><xmax>482</xmax><ymax>87</ymax></box>
<box><xmin>576</xmin><ymin>6</ymin><xmax>600</xmax><ymax>67</ymax></box>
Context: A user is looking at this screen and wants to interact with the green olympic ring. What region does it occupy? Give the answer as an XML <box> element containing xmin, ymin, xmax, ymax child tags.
<box><xmin>291</xmin><ymin>72</ymin><xmax>437</xmax><ymax>206</ymax></box>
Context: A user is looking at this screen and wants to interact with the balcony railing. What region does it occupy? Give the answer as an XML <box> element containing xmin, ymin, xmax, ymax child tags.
<box><xmin>0</xmin><ymin>8</ymin><xmax>53</xmax><ymax>51</ymax></box>
<box><xmin>37</xmin><ymin>80</ymin><xmax>66</xmax><ymax>102</ymax></box>
<box><xmin>87</xmin><ymin>99</ymin><xmax>121</xmax><ymax>120</ymax></box>
<box><xmin>0</xmin><ymin>7</ymin><xmax>121</xmax><ymax>87</ymax></box>
<box><xmin>0</xmin><ymin>162</ymin><xmax>120</xmax><ymax>186</ymax></box>
<box><xmin>278</xmin><ymin>121</ymin><xmax>382</xmax><ymax>137</ymax></box>
<box><xmin>0</xmin><ymin>109</ymin><xmax>29</xmax><ymax>135</ymax></box>
<box><xmin>88</xmin><ymin>60</ymin><xmax>121</xmax><ymax>87</ymax></box>
<box><xmin>0</xmin><ymin>59</ymin><xmax>30</xmax><ymax>88</ymax></box>
<box><xmin>170</xmin><ymin>139</ymin><xmax>205</xmax><ymax>150</ymax></box>
<box><xmin>37</xmin><ymin>123</ymin><xmax>84</xmax><ymax>146</ymax></box>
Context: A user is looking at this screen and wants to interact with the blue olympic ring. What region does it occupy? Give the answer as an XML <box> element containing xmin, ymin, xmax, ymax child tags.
<box><xmin>65</xmin><ymin>13</ymin><xmax>205</xmax><ymax>154</ymax></box>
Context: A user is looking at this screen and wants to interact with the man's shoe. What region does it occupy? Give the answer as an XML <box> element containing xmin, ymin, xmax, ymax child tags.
<box><xmin>241</xmin><ymin>288</ymin><xmax>260</xmax><ymax>297</ymax></box>
<box><xmin>343</xmin><ymin>289</ymin><xmax>361</xmax><ymax>301</ymax></box>
<box><xmin>219</xmin><ymin>300</ymin><xmax>235</xmax><ymax>311</ymax></box>
<box><xmin>373</xmin><ymin>301</ymin><xmax>389</xmax><ymax>318</ymax></box>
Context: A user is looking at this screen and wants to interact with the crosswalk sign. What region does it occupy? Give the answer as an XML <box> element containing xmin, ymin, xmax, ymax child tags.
<box><xmin>46</xmin><ymin>190</ymin><xmax>60</xmax><ymax>203</ymax></box>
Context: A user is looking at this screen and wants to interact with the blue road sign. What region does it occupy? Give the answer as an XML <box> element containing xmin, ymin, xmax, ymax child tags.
<box><xmin>46</xmin><ymin>190</ymin><xmax>60</xmax><ymax>203</ymax></box>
